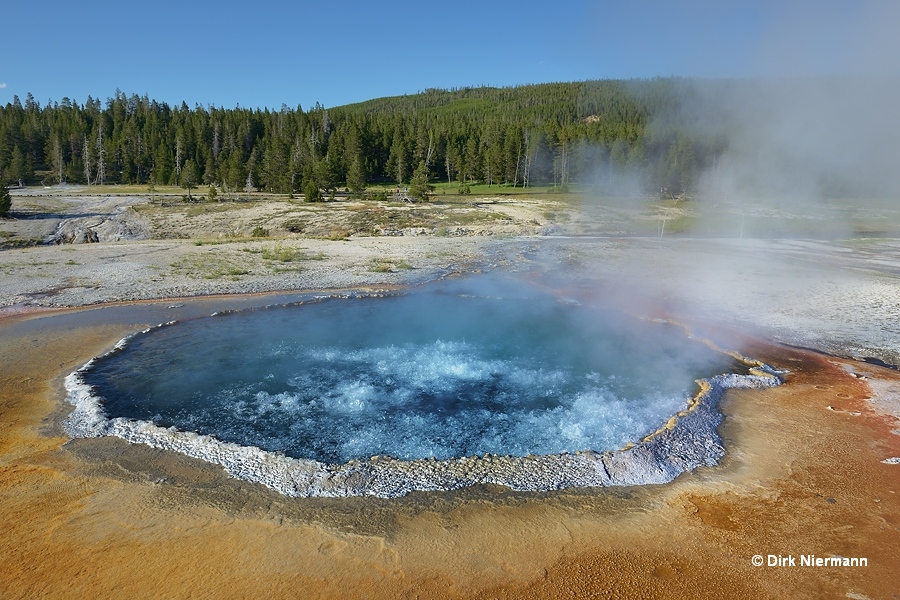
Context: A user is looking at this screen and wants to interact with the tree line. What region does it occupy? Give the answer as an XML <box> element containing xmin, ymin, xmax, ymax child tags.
<box><xmin>0</xmin><ymin>79</ymin><xmax>732</xmax><ymax>197</ymax></box>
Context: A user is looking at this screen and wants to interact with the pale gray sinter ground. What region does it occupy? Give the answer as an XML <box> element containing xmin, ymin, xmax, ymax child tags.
<box><xmin>2</xmin><ymin>187</ymin><xmax>899</xmax><ymax>367</ymax></box>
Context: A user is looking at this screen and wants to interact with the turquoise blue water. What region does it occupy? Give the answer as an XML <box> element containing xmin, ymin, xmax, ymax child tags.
<box><xmin>83</xmin><ymin>279</ymin><xmax>733</xmax><ymax>464</ymax></box>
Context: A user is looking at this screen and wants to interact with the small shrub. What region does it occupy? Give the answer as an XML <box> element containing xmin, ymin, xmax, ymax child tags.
<box><xmin>251</xmin><ymin>225</ymin><xmax>270</xmax><ymax>238</ymax></box>
<box><xmin>368</xmin><ymin>258</ymin><xmax>412</xmax><ymax>273</ymax></box>
<box><xmin>305</xmin><ymin>181</ymin><xmax>322</xmax><ymax>203</ymax></box>
<box><xmin>261</xmin><ymin>243</ymin><xmax>303</xmax><ymax>262</ymax></box>
<box><xmin>259</xmin><ymin>244</ymin><xmax>324</xmax><ymax>264</ymax></box>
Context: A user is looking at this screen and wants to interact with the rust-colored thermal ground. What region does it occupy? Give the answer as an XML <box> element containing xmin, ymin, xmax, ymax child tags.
<box><xmin>1</xmin><ymin>314</ymin><xmax>898</xmax><ymax>599</ymax></box>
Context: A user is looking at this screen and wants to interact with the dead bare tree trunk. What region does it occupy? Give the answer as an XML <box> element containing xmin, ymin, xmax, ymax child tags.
<box><xmin>658</xmin><ymin>208</ymin><xmax>672</xmax><ymax>239</ymax></box>
<box><xmin>561</xmin><ymin>141</ymin><xmax>569</xmax><ymax>186</ymax></box>
<box><xmin>52</xmin><ymin>137</ymin><xmax>64</xmax><ymax>184</ymax></box>
<box><xmin>521</xmin><ymin>130</ymin><xmax>532</xmax><ymax>188</ymax></box>
<box><xmin>96</xmin><ymin>125</ymin><xmax>106</xmax><ymax>185</ymax></box>
<box><xmin>513</xmin><ymin>143</ymin><xmax>522</xmax><ymax>187</ymax></box>
<box><xmin>425</xmin><ymin>133</ymin><xmax>434</xmax><ymax>169</ymax></box>
<box><xmin>83</xmin><ymin>136</ymin><xmax>93</xmax><ymax>185</ymax></box>
<box><xmin>212</xmin><ymin>123</ymin><xmax>221</xmax><ymax>162</ymax></box>
<box><xmin>522</xmin><ymin>152</ymin><xmax>531</xmax><ymax>189</ymax></box>
<box><xmin>175</xmin><ymin>137</ymin><xmax>183</xmax><ymax>180</ymax></box>
<box><xmin>135</xmin><ymin>133</ymin><xmax>143</xmax><ymax>183</ymax></box>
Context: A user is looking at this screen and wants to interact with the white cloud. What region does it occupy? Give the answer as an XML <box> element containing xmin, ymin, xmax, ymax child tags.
<box><xmin>0</xmin><ymin>83</ymin><xmax>7</xmax><ymax>88</ymax></box>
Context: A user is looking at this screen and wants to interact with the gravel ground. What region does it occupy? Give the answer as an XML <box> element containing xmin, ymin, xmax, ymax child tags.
<box><xmin>3</xmin><ymin>189</ymin><xmax>899</xmax><ymax>367</ymax></box>
<box><xmin>0</xmin><ymin>188</ymin><xmax>533</xmax><ymax>310</ymax></box>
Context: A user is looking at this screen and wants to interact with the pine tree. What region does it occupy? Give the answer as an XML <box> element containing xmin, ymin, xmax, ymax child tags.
<box><xmin>409</xmin><ymin>161</ymin><xmax>432</xmax><ymax>202</ymax></box>
<box><xmin>387</xmin><ymin>131</ymin><xmax>406</xmax><ymax>184</ymax></box>
<box><xmin>9</xmin><ymin>148</ymin><xmax>30</xmax><ymax>187</ymax></box>
<box><xmin>347</xmin><ymin>154</ymin><xmax>366</xmax><ymax>198</ymax></box>
<box><xmin>304</xmin><ymin>177</ymin><xmax>321</xmax><ymax>203</ymax></box>
<box><xmin>203</xmin><ymin>153</ymin><xmax>216</xmax><ymax>185</ymax></box>
<box><xmin>181</xmin><ymin>159</ymin><xmax>198</xmax><ymax>200</ymax></box>
<box><xmin>47</xmin><ymin>136</ymin><xmax>65</xmax><ymax>185</ymax></box>
<box><xmin>223</xmin><ymin>151</ymin><xmax>245</xmax><ymax>194</ymax></box>
<box><xmin>0</xmin><ymin>182</ymin><xmax>11</xmax><ymax>217</ymax></box>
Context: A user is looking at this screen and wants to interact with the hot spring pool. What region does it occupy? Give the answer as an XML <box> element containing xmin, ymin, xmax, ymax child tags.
<box><xmin>64</xmin><ymin>278</ymin><xmax>781</xmax><ymax>497</ymax></box>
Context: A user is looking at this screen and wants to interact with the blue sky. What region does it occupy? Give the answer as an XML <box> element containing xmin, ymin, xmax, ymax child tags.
<box><xmin>1</xmin><ymin>0</ymin><xmax>892</xmax><ymax>110</ymax></box>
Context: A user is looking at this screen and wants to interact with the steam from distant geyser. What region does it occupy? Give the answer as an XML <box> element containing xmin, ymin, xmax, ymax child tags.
<box><xmin>561</xmin><ymin>2</ymin><xmax>900</xmax><ymax>359</ymax></box>
<box><xmin>692</xmin><ymin>1</ymin><xmax>900</xmax><ymax>206</ymax></box>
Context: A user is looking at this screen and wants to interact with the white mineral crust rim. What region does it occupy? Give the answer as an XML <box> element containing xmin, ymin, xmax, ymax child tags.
<box><xmin>62</xmin><ymin>330</ymin><xmax>783</xmax><ymax>498</ymax></box>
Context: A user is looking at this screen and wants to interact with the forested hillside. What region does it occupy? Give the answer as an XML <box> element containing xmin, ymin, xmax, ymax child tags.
<box><xmin>0</xmin><ymin>79</ymin><xmax>729</xmax><ymax>195</ymax></box>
